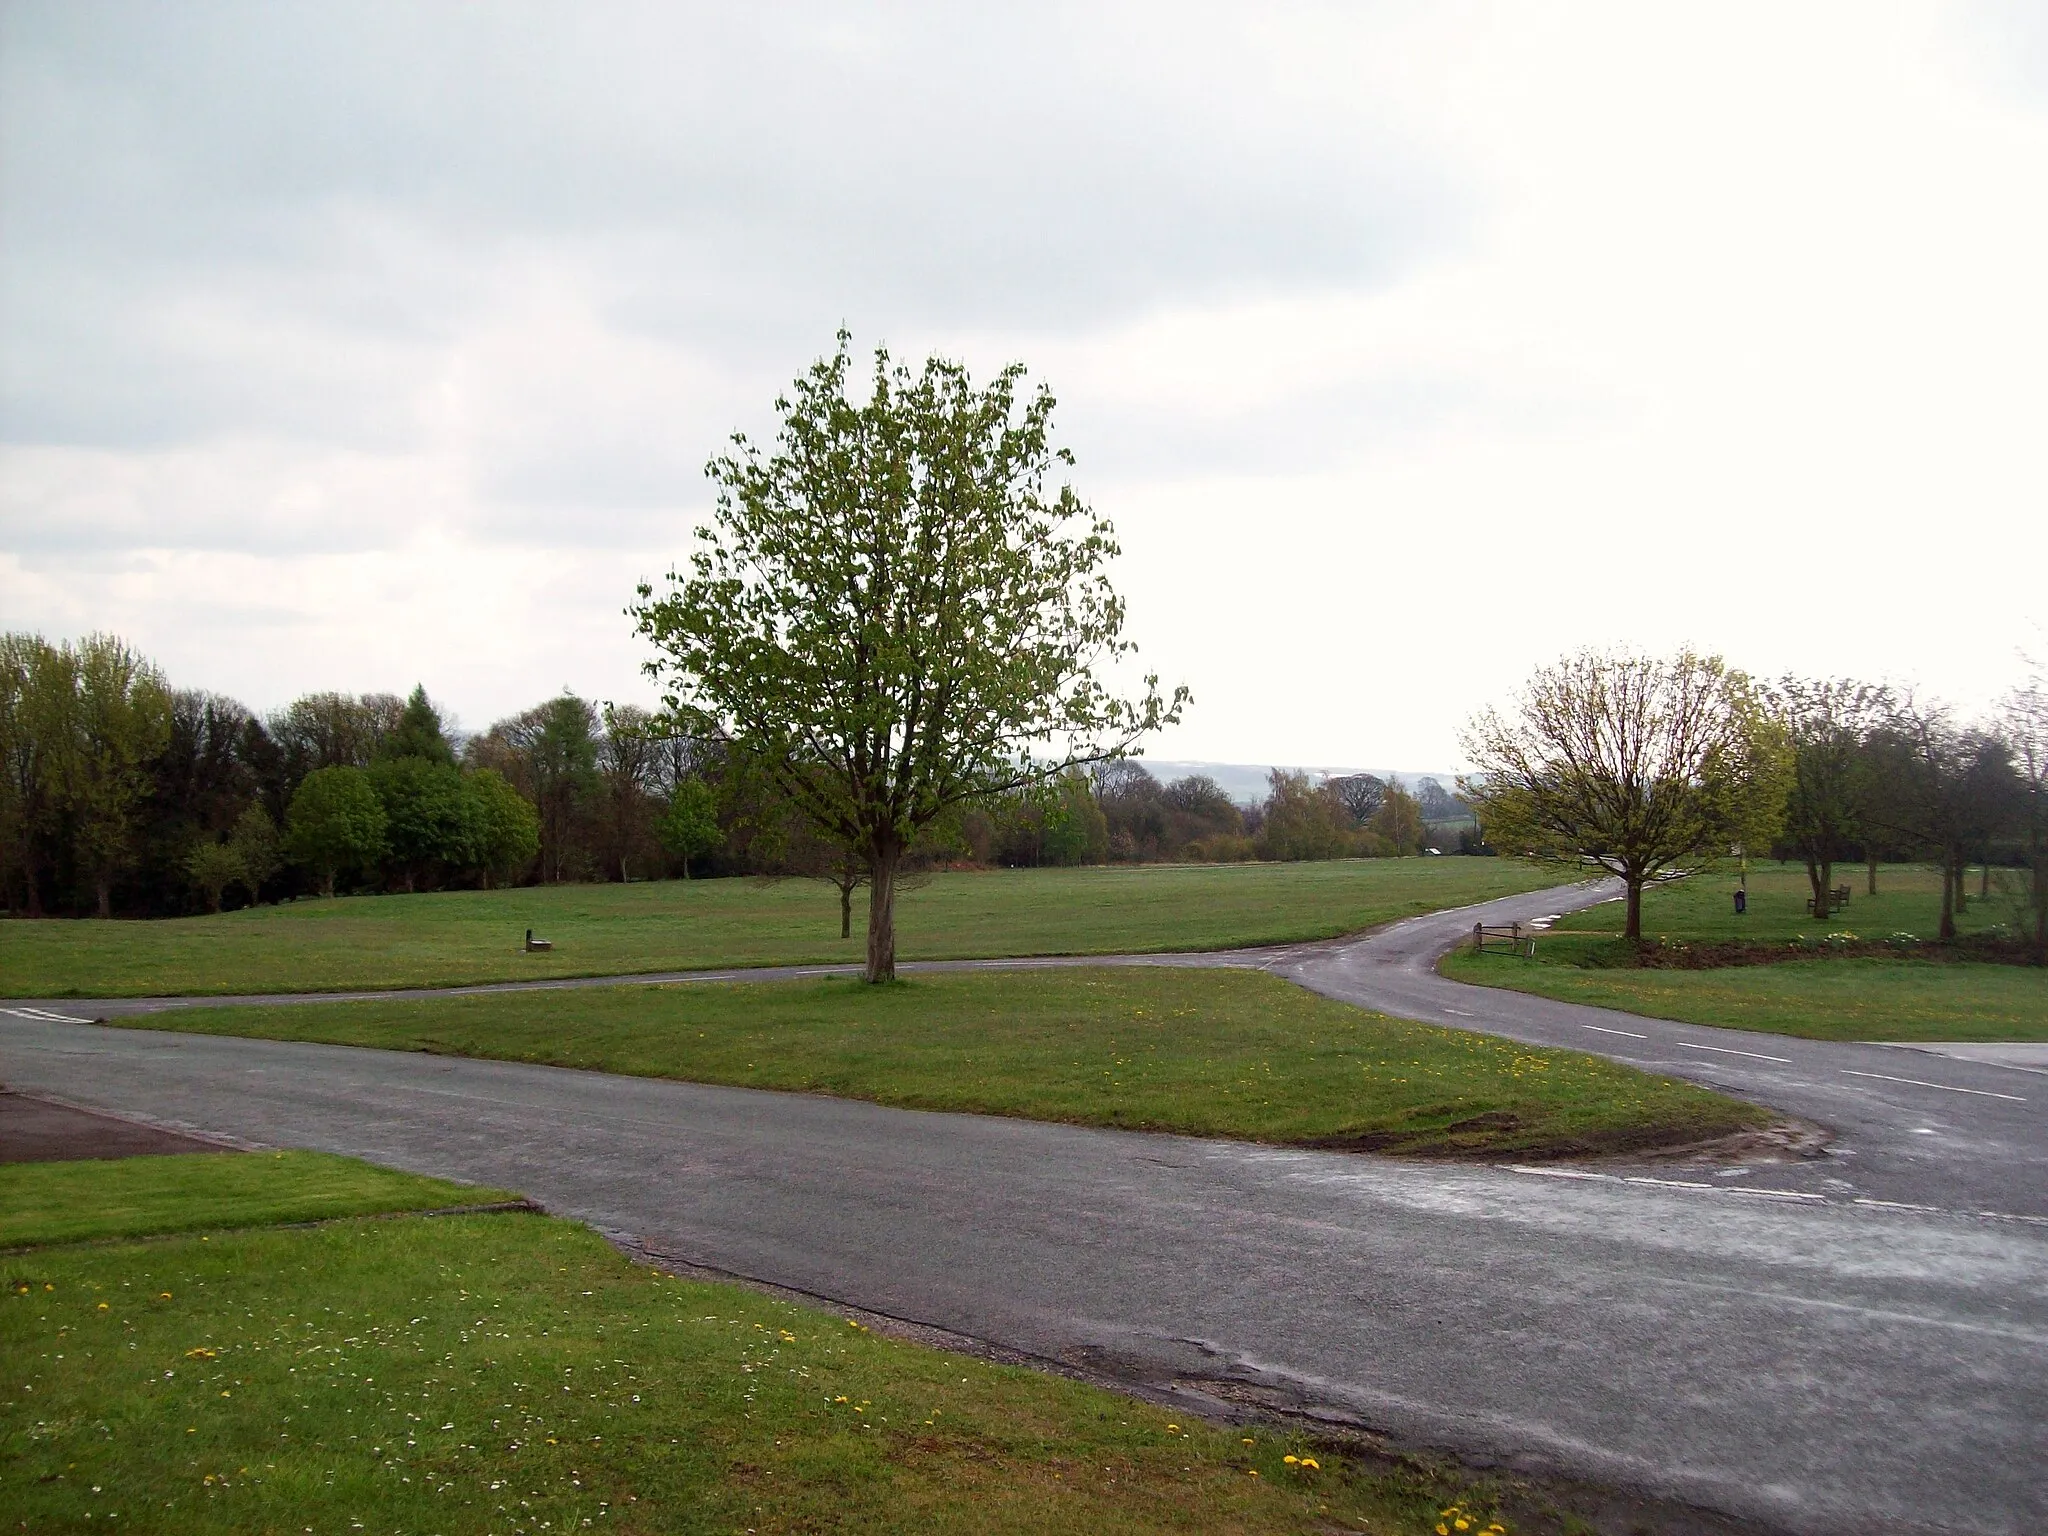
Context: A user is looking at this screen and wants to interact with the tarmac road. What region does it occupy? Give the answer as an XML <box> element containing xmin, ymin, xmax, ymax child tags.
<box><xmin>3</xmin><ymin>883</ymin><xmax>2044</xmax><ymax>1532</ymax></box>
<box><xmin>1265</xmin><ymin>881</ymin><xmax>2048</xmax><ymax>1221</ymax></box>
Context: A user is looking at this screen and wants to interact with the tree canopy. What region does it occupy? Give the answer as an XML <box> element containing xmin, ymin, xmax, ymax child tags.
<box><xmin>634</xmin><ymin>334</ymin><xmax>1184</xmax><ymax>979</ymax></box>
<box><xmin>1461</xmin><ymin>649</ymin><xmax>1786</xmax><ymax>940</ymax></box>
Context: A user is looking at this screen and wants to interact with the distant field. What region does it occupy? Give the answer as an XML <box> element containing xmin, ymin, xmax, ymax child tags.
<box><xmin>0</xmin><ymin>859</ymin><xmax>1558</xmax><ymax>998</ymax></box>
<box><xmin>122</xmin><ymin>967</ymin><xmax>1765</xmax><ymax>1160</ymax></box>
<box><xmin>1441</xmin><ymin>863</ymin><xmax>2046</xmax><ymax>1042</ymax></box>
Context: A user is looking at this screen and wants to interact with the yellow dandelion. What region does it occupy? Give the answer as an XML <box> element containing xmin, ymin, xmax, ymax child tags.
<box><xmin>1284</xmin><ymin>1455</ymin><xmax>1299</xmax><ymax>1465</ymax></box>
<box><xmin>1302</xmin><ymin>1458</ymin><xmax>1320</xmax><ymax>1470</ymax></box>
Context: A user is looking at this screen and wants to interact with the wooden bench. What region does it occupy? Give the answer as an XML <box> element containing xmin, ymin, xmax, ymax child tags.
<box><xmin>1805</xmin><ymin>886</ymin><xmax>1851</xmax><ymax>915</ymax></box>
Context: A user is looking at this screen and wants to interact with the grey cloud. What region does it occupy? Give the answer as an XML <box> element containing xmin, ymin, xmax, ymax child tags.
<box><xmin>1</xmin><ymin>1</ymin><xmax>1466</xmax><ymax>460</ymax></box>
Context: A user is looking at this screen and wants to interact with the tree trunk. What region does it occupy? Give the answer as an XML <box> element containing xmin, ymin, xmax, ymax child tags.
<box><xmin>1806</xmin><ymin>859</ymin><xmax>1828</xmax><ymax>921</ymax></box>
<box><xmin>864</xmin><ymin>844</ymin><xmax>900</xmax><ymax>982</ymax></box>
<box><xmin>1938</xmin><ymin>857</ymin><xmax>1957</xmax><ymax>942</ymax></box>
<box><xmin>1624</xmin><ymin>877</ymin><xmax>1643</xmax><ymax>942</ymax></box>
<box><xmin>1953</xmin><ymin>853</ymin><xmax>1968</xmax><ymax>913</ymax></box>
<box><xmin>681</xmin><ymin>853</ymin><xmax>690</xmax><ymax>880</ymax></box>
<box><xmin>1980</xmin><ymin>861</ymin><xmax>1990</xmax><ymax>899</ymax></box>
<box><xmin>1819</xmin><ymin>859</ymin><xmax>1834</xmax><ymax>921</ymax></box>
<box><xmin>840</xmin><ymin>883</ymin><xmax>853</xmax><ymax>940</ymax></box>
<box><xmin>2033</xmin><ymin>838</ymin><xmax>2046</xmax><ymax>966</ymax></box>
<box><xmin>22</xmin><ymin>854</ymin><xmax>42</xmax><ymax>917</ymax></box>
<box><xmin>1867</xmin><ymin>853</ymin><xmax>1878</xmax><ymax>896</ymax></box>
<box><xmin>95</xmin><ymin>878</ymin><xmax>112</xmax><ymax>919</ymax></box>
<box><xmin>321</xmin><ymin>869</ymin><xmax>337</xmax><ymax>900</ymax></box>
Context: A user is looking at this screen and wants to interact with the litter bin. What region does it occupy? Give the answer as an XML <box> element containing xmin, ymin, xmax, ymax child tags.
<box><xmin>1733</xmin><ymin>890</ymin><xmax>1747</xmax><ymax>915</ymax></box>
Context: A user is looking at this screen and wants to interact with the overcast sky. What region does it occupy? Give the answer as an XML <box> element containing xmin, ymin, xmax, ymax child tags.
<box><xmin>4</xmin><ymin>2</ymin><xmax>2044</xmax><ymax>767</ymax></box>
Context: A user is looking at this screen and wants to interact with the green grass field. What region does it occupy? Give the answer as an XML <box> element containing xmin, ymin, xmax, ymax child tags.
<box><xmin>0</xmin><ymin>1157</ymin><xmax>1528</xmax><ymax>1534</ymax></box>
<box><xmin>1440</xmin><ymin>863</ymin><xmax>2047</xmax><ymax>1042</ymax></box>
<box><xmin>123</xmin><ymin>968</ymin><xmax>1764</xmax><ymax>1159</ymax></box>
<box><xmin>0</xmin><ymin>1151</ymin><xmax>512</xmax><ymax>1248</ymax></box>
<box><xmin>0</xmin><ymin>859</ymin><xmax>1559</xmax><ymax>999</ymax></box>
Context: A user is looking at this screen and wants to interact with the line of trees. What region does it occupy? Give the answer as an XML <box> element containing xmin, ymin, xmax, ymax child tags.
<box><xmin>0</xmin><ymin>630</ymin><xmax>1481</xmax><ymax>921</ymax></box>
<box><xmin>1462</xmin><ymin>648</ymin><xmax>2047</xmax><ymax>960</ymax></box>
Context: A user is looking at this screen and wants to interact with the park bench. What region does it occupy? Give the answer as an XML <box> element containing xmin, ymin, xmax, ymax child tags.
<box><xmin>523</xmin><ymin>928</ymin><xmax>553</xmax><ymax>953</ymax></box>
<box><xmin>1805</xmin><ymin>886</ymin><xmax>1851</xmax><ymax>915</ymax></box>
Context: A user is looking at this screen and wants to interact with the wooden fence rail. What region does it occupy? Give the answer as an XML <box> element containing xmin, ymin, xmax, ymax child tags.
<box><xmin>1471</xmin><ymin>922</ymin><xmax>1537</xmax><ymax>958</ymax></box>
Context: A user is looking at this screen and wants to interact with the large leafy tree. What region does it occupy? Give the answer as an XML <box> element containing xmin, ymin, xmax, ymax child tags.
<box><xmin>0</xmin><ymin>634</ymin><xmax>77</xmax><ymax>915</ymax></box>
<box><xmin>1461</xmin><ymin>649</ymin><xmax>1787</xmax><ymax>940</ymax></box>
<box><xmin>286</xmin><ymin>765</ymin><xmax>388</xmax><ymax>897</ymax></box>
<box><xmin>656</xmin><ymin>777</ymin><xmax>720</xmax><ymax>881</ymax></box>
<box><xmin>634</xmin><ymin>335</ymin><xmax>1184</xmax><ymax>980</ymax></box>
<box><xmin>1770</xmin><ymin>677</ymin><xmax>1890</xmax><ymax>921</ymax></box>
<box><xmin>369</xmin><ymin>756</ymin><xmax>470</xmax><ymax>892</ymax></box>
<box><xmin>462</xmin><ymin>768</ymin><xmax>541</xmax><ymax>888</ymax></box>
<box><xmin>71</xmin><ymin>634</ymin><xmax>173</xmax><ymax>917</ymax></box>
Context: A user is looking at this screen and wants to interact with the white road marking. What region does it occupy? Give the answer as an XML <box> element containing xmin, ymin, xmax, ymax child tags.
<box><xmin>1443</xmin><ymin>1008</ymin><xmax>1474</xmax><ymax>1017</ymax></box>
<box><xmin>1501</xmin><ymin>1169</ymin><xmax>2046</xmax><ymax>1225</ymax></box>
<box><xmin>1581</xmin><ymin>1023</ymin><xmax>1648</xmax><ymax>1039</ymax></box>
<box><xmin>3</xmin><ymin>1007</ymin><xmax>92</xmax><ymax>1024</ymax></box>
<box><xmin>1840</xmin><ymin>1069</ymin><xmax>2025</xmax><ymax>1103</ymax></box>
<box><xmin>1724</xmin><ymin>1187</ymin><xmax>1827</xmax><ymax>1202</ymax></box>
<box><xmin>1675</xmin><ymin>1041</ymin><xmax>1792</xmax><ymax>1063</ymax></box>
<box><xmin>1502</xmin><ymin>1165</ymin><xmax>1609</xmax><ymax>1181</ymax></box>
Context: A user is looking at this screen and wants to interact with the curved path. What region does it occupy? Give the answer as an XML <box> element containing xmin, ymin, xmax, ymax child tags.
<box><xmin>4</xmin><ymin>882</ymin><xmax>2045</xmax><ymax>1533</ymax></box>
<box><xmin>1269</xmin><ymin>882</ymin><xmax>2048</xmax><ymax>1220</ymax></box>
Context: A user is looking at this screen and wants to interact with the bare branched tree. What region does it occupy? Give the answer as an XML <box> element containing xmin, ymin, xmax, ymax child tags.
<box><xmin>1460</xmin><ymin>649</ymin><xmax>1787</xmax><ymax>940</ymax></box>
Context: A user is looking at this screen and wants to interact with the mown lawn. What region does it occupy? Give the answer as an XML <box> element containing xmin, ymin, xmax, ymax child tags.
<box><xmin>1542</xmin><ymin>861</ymin><xmax>2016</xmax><ymax>946</ymax></box>
<box><xmin>0</xmin><ymin>859</ymin><xmax>1558</xmax><ymax>999</ymax></box>
<box><xmin>0</xmin><ymin>1151</ymin><xmax>513</xmax><ymax>1249</ymax></box>
<box><xmin>121</xmin><ymin>968</ymin><xmax>1764</xmax><ymax>1159</ymax></box>
<box><xmin>1440</xmin><ymin>863</ymin><xmax>2046</xmax><ymax>1042</ymax></box>
<box><xmin>0</xmin><ymin>1157</ymin><xmax>1524</xmax><ymax>1534</ymax></box>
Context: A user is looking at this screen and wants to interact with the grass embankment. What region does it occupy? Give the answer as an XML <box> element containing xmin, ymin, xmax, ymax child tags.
<box><xmin>124</xmin><ymin>968</ymin><xmax>1763</xmax><ymax>1159</ymax></box>
<box><xmin>0</xmin><ymin>859</ymin><xmax>1558</xmax><ymax>998</ymax></box>
<box><xmin>1441</xmin><ymin>863</ymin><xmax>2047</xmax><ymax>1042</ymax></box>
<box><xmin>0</xmin><ymin>1151</ymin><xmax>513</xmax><ymax>1249</ymax></box>
<box><xmin>1</xmin><ymin>1157</ymin><xmax>1522</xmax><ymax>1533</ymax></box>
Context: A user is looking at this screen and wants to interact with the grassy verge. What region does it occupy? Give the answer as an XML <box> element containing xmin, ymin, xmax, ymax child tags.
<box><xmin>1</xmin><ymin>1160</ymin><xmax>1523</xmax><ymax>1534</ymax></box>
<box><xmin>1440</xmin><ymin>863</ymin><xmax>2045</xmax><ymax>1042</ymax></box>
<box><xmin>121</xmin><ymin>968</ymin><xmax>1764</xmax><ymax>1159</ymax></box>
<box><xmin>0</xmin><ymin>1151</ymin><xmax>512</xmax><ymax>1249</ymax></box>
<box><xmin>1442</xmin><ymin>950</ymin><xmax>2048</xmax><ymax>1042</ymax></box>
<box><xmin>0</xmin><ymin>859</ymin><xmax>1559</xmax><ymax>998</ymax></box>
<box><xmin>1543</xmin><ymin>862</ymin><xmax>2016</xmax><ymax>947</ymax></box>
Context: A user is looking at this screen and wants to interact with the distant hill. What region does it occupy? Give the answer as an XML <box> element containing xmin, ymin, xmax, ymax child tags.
<box><xmin>1134</xmin><ymin>760</ymin><xmax>1466</xmax><ymax>807</ymax></box>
